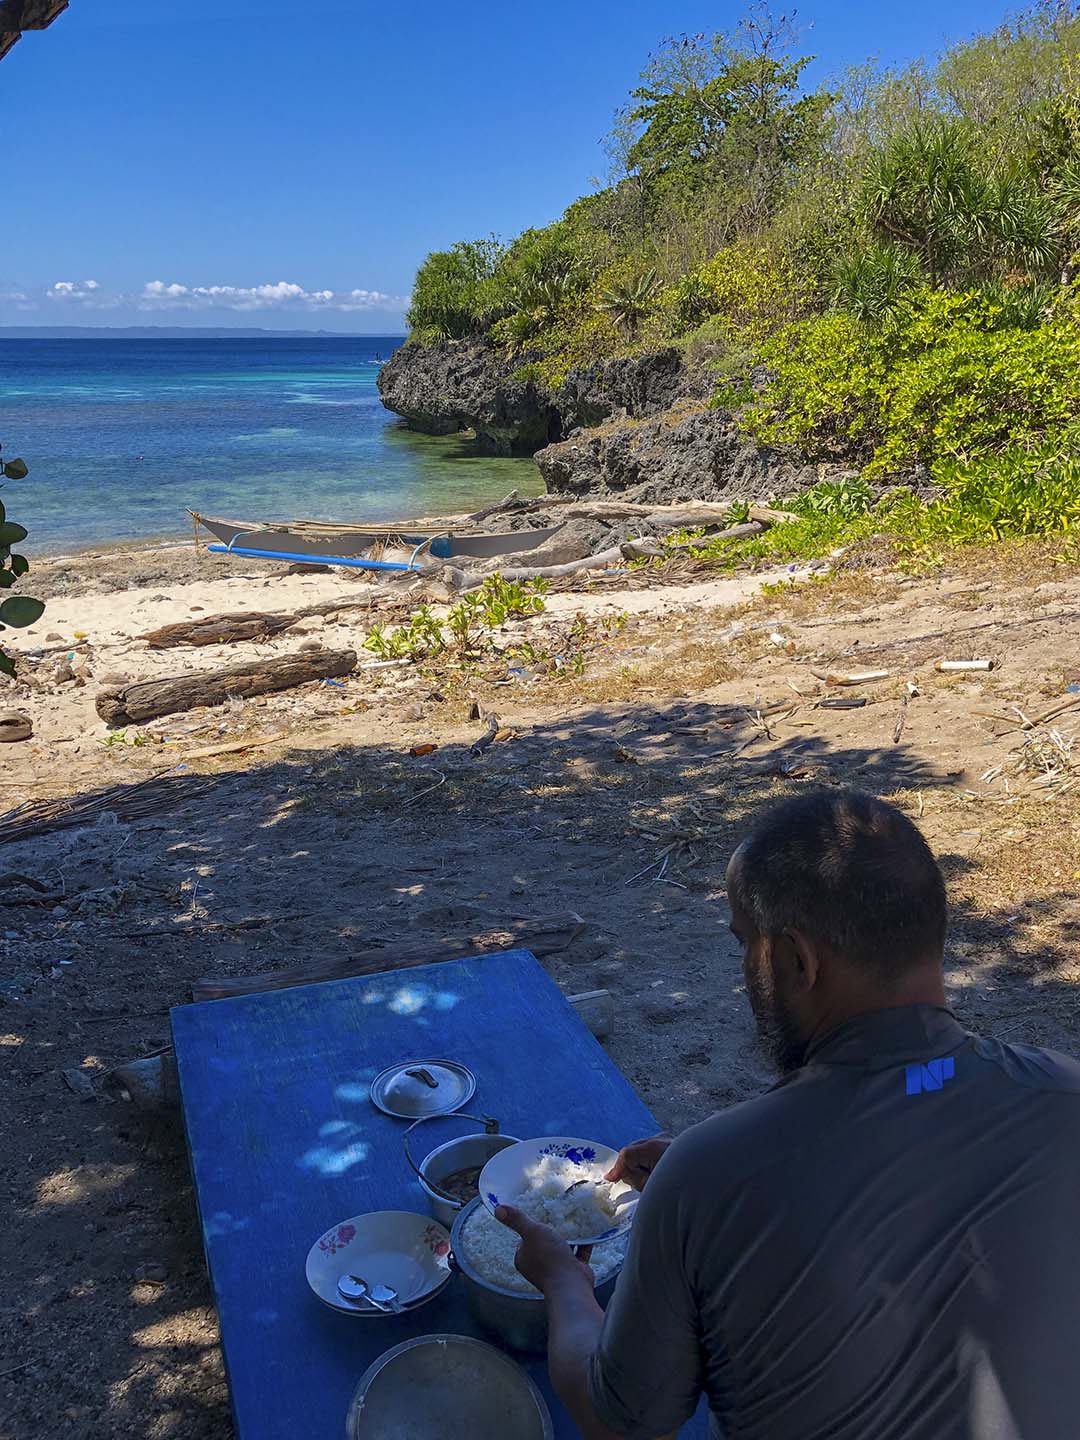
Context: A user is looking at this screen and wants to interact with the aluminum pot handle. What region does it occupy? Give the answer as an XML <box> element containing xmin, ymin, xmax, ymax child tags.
<box><xmin>402</xmin><ymin>1111</ymin><xmax>501</xmax><ymax>1203</ymax></box>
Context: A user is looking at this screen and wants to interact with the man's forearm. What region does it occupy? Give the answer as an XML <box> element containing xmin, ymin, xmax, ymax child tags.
<box><xmin>544</xmin><ymin>1267</ymin><xmax>624</xmax><ymax>1440</ymax></box>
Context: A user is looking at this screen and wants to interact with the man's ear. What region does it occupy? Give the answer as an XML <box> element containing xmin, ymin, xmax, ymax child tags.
<box><xmin>778</xmin><ymin>927</ymin><xmax>822</xmax><ymax>992</ymax></box>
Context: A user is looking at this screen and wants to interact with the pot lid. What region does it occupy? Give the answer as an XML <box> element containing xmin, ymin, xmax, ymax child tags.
<box><xmin>370</xmin><ymin>1059</ymin><xmax>476</xmax><ymax>1118</ymax></box>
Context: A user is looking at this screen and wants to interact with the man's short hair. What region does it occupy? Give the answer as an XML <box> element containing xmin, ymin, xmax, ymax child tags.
<box><xmin>729</xmin><ymin>789</ymin><xmax>947</xmax><ymax>974</ymax></box>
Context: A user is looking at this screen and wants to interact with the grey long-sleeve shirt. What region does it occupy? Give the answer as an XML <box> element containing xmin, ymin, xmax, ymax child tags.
<box><xmin>588</xmin><ymin>1006</ymin><xmax>1080</xmax><ymax>1440</ymax></box>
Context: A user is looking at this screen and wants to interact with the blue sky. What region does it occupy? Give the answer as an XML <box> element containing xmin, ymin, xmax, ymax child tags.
<box><xmin>1</xmin><ymin>0</ymin><xmax>1007</xmax><ymax>332</ymax></box>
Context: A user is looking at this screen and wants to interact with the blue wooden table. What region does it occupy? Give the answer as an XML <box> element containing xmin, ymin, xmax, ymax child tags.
<box><xmin>172</xmin><ymin>948</ymin><xmax>710</xmax><ymax>1438</ymax></box>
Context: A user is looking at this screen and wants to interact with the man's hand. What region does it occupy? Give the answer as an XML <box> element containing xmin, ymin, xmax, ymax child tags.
<box><xmin>496</xmin><ymin>1205</ymin><xmax>595</xmax><ymax>1294</ymax></box>
<box><xmin>605</xmin><ymin>1133</ymin><xmax>673</xmax><ymax>1192</ymax></box>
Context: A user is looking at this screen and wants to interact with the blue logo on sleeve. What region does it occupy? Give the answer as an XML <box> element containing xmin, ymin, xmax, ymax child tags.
<box><xmin>905</xmin><ymin>1056</ymin><xmax>956</xmax><ymax>1095</ymax></box>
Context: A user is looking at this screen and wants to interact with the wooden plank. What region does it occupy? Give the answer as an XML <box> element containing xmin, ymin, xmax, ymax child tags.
<box><xmin>190</xmin><ymin>912</ymin><xmax>586</xmax><ymax>1001</ymax></box>
<box><xmin>172</xmin><ymin>951</ymin><xmax>709</xmax><ymax>1438</ymax></box>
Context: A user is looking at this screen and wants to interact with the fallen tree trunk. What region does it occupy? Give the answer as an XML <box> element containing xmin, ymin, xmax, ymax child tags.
<box><xmin>191</xmin><ymin>911</ymin><xmax>587</xmax><ymax>1000</ymax></box>
<box><xmin>141</xmin><ymin>611</ymin><xmax>298</xmax><ymax>648</ymax></box>
<box><xmin>471</xmin><ymin>520</ymin><xmax>770</xmax><ymax>583</ymax></box>
<box><xmin>96</xmin><ymin>648</ymin><xmax>356</xmax><ymax>727</ymax></box>
<box><xmin>477</xmin><ymin>496</ymin><xmax>800</xmax><ymax>526</ymax></box>
<box><xmin>563</xmin><ymin>500</ymin><xmax>798</xmax><ymax>526</ymax></box>
<box><xmin>141</xmin><ymin>593</ymin><xmax>403</xmax><ymax>649</ymax></box>
<box><xmin>648</xmin><ymin>506</ymin><xmax>789</xmax><ymax>529</ymax></box>
<box><xmin>474</xmin><ymin>542</ymin><xmax>629</xmax><ymax>584</ymax></box>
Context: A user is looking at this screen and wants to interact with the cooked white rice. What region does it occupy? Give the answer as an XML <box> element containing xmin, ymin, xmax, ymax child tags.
<box><xmin>510</xmin><ymin>1154</ymin><xmax>628</xmax><ymax>1241</ymax></box>
<box><xmin>462</xmin><ymin>1203</ymin><xmax>629</xmax><ymax>1294</ymax></box>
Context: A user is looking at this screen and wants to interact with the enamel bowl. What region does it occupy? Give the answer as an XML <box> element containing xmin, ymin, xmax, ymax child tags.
<box><xmin>479</xmin><ymin>1136</ymin><xmax>638</xmax><ymax>1246</ymax></box>
<box><xmin>305</xmin><ymin>1210</ymin><xmax>452</xmax><ymax>1316</ymax></box>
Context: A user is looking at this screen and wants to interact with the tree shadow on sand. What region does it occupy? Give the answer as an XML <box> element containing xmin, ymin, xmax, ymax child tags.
<box><xmin>2</xmin><ymin>692</ymin><xmax>1077</xmax><ymax>1437</ymax></box>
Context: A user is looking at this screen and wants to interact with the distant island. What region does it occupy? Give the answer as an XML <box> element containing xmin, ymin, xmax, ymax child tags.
<box><xmin>0</xmin><ymin>325</ymin><xmax>407</xmax><ymax>340</ymax></box>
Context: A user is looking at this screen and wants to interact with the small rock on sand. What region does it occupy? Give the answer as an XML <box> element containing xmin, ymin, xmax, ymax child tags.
<box><xmin>0</xmin><ymin>710</ymin><xmax>32</xmax><ymax>742</ymax></box>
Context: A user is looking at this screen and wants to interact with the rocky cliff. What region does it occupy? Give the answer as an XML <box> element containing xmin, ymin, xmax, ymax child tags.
<box><xmin>535</xmin><ymin>405</ymin><xmax>819</xmax><ymax>507</ymax></box>
<box><xmin>377</xmin><ymin>340</ymin><xmax>710</xmax><ymax>455</ymax></box>
<box><xmin>377</xmin><ymin>340</ymin><xmax>560</xmax><ymax>455</ymax></box>
<box><xmin>378</xmin><ymin>337</ymin><xmax>814</xmax><ymax>508</ymax></box>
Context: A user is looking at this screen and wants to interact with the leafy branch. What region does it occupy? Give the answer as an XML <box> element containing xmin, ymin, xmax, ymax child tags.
<box><xmin>0</xmin><ymin>442</ymin><xmax>44</xmax><ymax>678</ymax></box>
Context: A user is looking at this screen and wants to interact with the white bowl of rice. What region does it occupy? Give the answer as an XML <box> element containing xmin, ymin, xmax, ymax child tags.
<box><xmin>450</xmin><ymin>1197</ymin><xmax>629</xmax><ymax>1352</ymax></box>
<box><xmin>479</xmin><ymin>1136</ymin><xmax>638</xmax><ymax>1246</ymax></box>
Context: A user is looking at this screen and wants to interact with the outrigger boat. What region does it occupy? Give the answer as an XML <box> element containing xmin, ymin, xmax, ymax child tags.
<box><xmin>189</xmin><ymin>511</ymin><xmax>562</xmax><ymax>566</ymax></box>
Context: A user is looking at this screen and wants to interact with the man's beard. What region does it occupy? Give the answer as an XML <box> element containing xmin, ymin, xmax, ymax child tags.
<box><xmin>747</xmin><ymin>961</ymin><xmax>806</xmax><ymax>1075</ymax></box>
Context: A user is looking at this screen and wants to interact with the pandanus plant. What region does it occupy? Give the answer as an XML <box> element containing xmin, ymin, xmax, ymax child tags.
<box><xmin>593</xmin><ymin>267</ymin><xmax>663</xmax><ymax>337</ymax></box>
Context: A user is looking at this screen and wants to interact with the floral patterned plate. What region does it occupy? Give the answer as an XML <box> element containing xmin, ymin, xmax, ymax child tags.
<box><xmin>479</xmin><ymin>1136</ymin><xmax>637</xmax><ymax>1246</ymax></box>
<box><xmin>305</xmin><ymin>1211</ymin><xmax>452</xmax><ymax>1316</ymax></box>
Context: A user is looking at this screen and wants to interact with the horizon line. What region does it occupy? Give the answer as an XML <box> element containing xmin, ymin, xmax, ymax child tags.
<box><xmin>0</xmin><ymin>323</ymin><xmax>408</xmax><ymax>337</ymax></box>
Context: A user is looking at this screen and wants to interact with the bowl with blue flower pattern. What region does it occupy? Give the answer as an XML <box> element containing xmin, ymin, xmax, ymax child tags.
<box><xmin>478</xmin><ymin>1136</ymin><xmax>638</xmax><ymax>1246</ymax></box>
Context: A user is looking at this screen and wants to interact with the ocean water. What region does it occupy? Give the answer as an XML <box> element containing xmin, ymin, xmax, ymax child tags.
<box><xmin>0</xmin><ymin>336</ymin><xmax>541</xmax><ymax>554</ymax></box>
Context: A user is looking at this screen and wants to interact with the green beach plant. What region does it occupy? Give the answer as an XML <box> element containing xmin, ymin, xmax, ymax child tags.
<box><xmin>363</xmin><ymin>577</ymin><xmax>548</xmax><ymax>664</ymax></box>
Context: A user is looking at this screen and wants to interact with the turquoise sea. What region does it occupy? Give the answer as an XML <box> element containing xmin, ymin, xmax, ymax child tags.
<box><xmin>0</xmin><ymin>336</ymin><xmax>540</xmax><ymax>554</ymax></box>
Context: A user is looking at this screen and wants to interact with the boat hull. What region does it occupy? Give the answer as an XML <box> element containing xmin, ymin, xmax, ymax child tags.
<box><xmin>192</xmin><ymin>514</ymin><xmax>561</xmax><ymax>561</ymax></box>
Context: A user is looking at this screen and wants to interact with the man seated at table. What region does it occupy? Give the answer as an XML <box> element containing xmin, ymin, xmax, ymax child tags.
<box><xmin>498</xmin><ymin>788</ymin><xmax>1080</xmax><ymax>1439</ymax></box>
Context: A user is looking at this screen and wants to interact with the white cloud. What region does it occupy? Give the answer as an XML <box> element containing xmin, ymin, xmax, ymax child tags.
<box><xmin>46</xmin><ymin>279</ymin><xmax>116</xmax><ymax>308</ymax></box>
<box><xmin>137</xmin><ymin>279</ymin><xmax>403</xmax><ymax>313</ymax></box>
<box><xmin>24</xmin><ymin>277</ymin><xmax>405</xmax><ymax>317</ymax></box>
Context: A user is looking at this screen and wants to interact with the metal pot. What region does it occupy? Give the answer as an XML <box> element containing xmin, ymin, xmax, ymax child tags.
<box><xmin>449</xmin><ymin>1198</ymin><xmax>623</xmax><ymax>1353</ymax></box>
<box><xmin>403</xmin><ymin>1113</ymin><xmax>520</xmax><ymax>1229</ymax></box>
<box><xmin>346</xmin><ymin>1333</ymin><xmax>553</xmax><ymax>1440</ymax></box>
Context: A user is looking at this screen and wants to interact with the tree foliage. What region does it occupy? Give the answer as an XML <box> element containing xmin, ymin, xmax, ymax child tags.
<box><xmin>625</xmin><ymin>9</ymin><xmax>832</xmax><ymax>236</ymax></box>
<box><xmin>406</xmin><ymin>238</ymin><xmax>503</xmax><ymax>342</ymax></box>
<box><xmin>0</xmin><ymin>443</ymin><xmax>43</xmax><ymax>677</ymax></box>
<box><xmin>402</xmin><ymin>2</ymin><xmax>1080</xmax><ymax>541</ymax></box>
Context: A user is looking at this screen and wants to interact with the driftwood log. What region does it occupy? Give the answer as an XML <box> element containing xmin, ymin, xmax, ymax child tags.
<box><xmin>466</xmin><ymin>489</ymin><xmax>520</xmax><ymax>522</ymax></box>
<box><xmin>140</xmin><ymin>593</ymin><xmax>405</xmax><ymax>649</ymax></box>
<box><xmin>563</xmin><ymin>500</ymin><xmax>798</xmax><ymax>526</ymax></box>
<box><xmin>473</xmin><ymin>541</ymin><xmax>640</xmax><ymax>585</ymax></box>
<box><xmin>459</xmin><ymin>494</ymin><xmax>799</xmax><ymax>526</ymax></box>
<box><xmin>141</xmin><ymin>611</ymin><xmax>297</xmax><ymax>648</ymax></box>
<box><xmin>476</xmin><ymin>520</ymin><xmax>771</xmax><ymax>583</ymax></box>
<box><xmin>191</xmin><ymin>911</ymin><xmax>587</xmax><ymax>1000</ymax></box>
<box><xmin>648</xmin><ymin>504</ymin><xmax>800</xmax><ymax>532</ymax></box>
<box><xmin>95</xmin><ymin>648</ymin><xmax>356</xmax><ymax>727</ymax></box>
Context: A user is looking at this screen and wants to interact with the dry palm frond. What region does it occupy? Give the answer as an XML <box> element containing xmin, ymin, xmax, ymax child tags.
<box><xmin>0</xmin><ymin>772</ymin><xmax>216</xmax><ymax>845</ymax></box>
<box><xmin>1014</xmin><ymin>725</ymin><xmax>1079</xmax><ymax>795</ymax></box>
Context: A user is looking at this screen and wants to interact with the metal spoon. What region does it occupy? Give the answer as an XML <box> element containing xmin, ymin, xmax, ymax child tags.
<box><xmin>337</xmin><ymin>1274</ymin><xmax>403</xmax><ymax>1313</ymax></box>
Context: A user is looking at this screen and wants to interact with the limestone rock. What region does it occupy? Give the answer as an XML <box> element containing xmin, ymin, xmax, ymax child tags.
<box><xmin>378</xmin><ymin>338</ymin><xmax>560</xmax><ymax>455</ymax></box>
<box><xmin>377</xmin><ymin>339</ymin><xmax>708</xmax><ymax>457</ymax></box>
<box><xmin>535</xmin><ymin>407</ymin><xmax>819</xmax><ymax>508</ymax></box>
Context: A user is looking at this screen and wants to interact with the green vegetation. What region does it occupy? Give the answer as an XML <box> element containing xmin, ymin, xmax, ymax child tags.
<box><xmin>363</xmin><ymin>575</ymin><xmax>548</xmax><ymax>661</ymax></box>
<box><xmin>0</xmin><ymin>442</ymin><xmax>43</xmax><ymax>677</ymax></box>
<box><xmin>405</xmin><ymin>2</ymin><xmax>1080</xmax><ymax>552</ymax></box>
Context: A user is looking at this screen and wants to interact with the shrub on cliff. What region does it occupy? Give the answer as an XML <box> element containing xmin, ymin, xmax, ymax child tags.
<box><xmin>659</xmin><ymin>241</ymin><xmax>814</xmax><ymax>347</ymax></box>
<box><xmin>407</xmin><ymin>238</ymin><xmax>503</xmax><ymax>342</ymax></box>
<box><xmin>486</xmin><ymin>223</ymin><xmax>600</xmax><ymax>347</ymax></box>
<box><xmin>738</xmin><ymin>286</ymin><xmax>1080</xmax><ymax>479</ymax></box>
